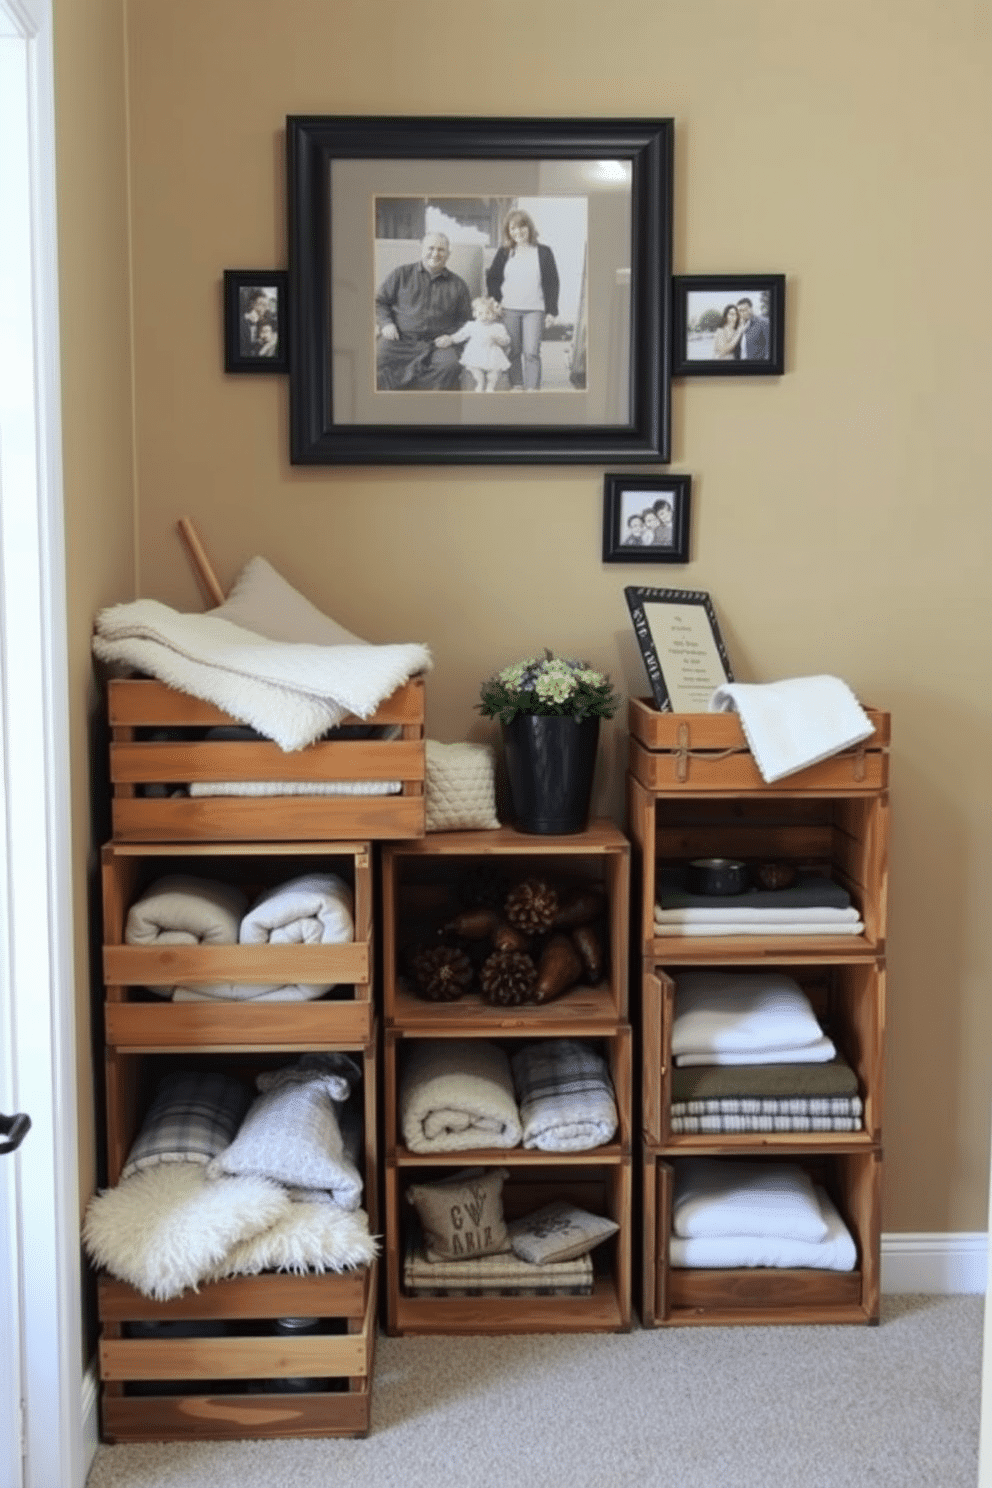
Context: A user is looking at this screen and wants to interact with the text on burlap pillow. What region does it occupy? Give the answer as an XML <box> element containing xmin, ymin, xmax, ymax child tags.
<box><xmin>405</xmin><ymin>1166</ymin><xmax>510</xmax><ymax>1261</ymax></box>
<box><xmin>425</xmin><ymin>740</ymin><xmax>500</xmax><ymax>832</ymax></box>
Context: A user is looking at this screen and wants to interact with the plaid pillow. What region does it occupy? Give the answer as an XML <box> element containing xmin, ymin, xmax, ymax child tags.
<box><xmin>120</xmin><ymin>1071</ymin><xmax>253</xmax><ymax>1180</ymax></box>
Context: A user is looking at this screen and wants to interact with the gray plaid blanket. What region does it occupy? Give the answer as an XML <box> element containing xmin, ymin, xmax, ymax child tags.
<box><xmin>121</xmin><ymin>1070</ymin><xmax>253</xmax><ymax>1180</ymax></box>
<box><xmin>510</xmin><ymin>1039</ymin><xmax>617</xmax><ymax>1152</ymax></box>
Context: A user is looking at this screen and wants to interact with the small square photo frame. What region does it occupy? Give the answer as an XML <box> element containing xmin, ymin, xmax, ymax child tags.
<box><xmin>672</xmin><ymin>274</ymin><xmax>785</xmax><ymax>377</ymax></box>
<box><xmin>224</xmin><ymin>269</ymin><xmax>288</xmax><ymax>373</ymax></box>
<box><xmin>603</xmin><ymin>473</ymin><xmax>691</xmax><ymax>563</ymax></box>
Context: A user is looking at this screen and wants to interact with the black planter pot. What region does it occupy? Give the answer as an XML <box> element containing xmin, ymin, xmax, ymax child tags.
<box><xmin>502</xmin><ymin>715</ymin><xmax>600</xmax><ymax>835</ymax></box>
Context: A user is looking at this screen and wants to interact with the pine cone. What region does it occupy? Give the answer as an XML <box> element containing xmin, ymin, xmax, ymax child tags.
<box><xmin>504</xmin><ymin>877</ymin><xmax>559</xmax><ymax>934</ymax></box>
<box><xmin>408</xmin><ymin>944</ymin><xmax>474</xmax><ymax>1002</ymax></box>
<box><xmin>479</xmin><ymin>949</ymin><xmax>538</xmax><ymax>1006</ymax></box>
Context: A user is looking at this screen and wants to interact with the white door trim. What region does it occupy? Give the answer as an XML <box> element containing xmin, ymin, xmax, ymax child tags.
<box><xmin>0</xmin><ymin>0</ymin><xmax>85</xmax><ymax>1485</ymax></box>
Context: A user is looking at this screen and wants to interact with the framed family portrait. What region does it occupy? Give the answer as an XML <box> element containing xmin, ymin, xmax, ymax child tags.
<box><xmin>602</xmin><ymin>472</ymin><xmax>691</xmax><ymax>563</ymax></box>
<box><xmin>286</xmin><ymin>115</ymin><xmax>674</xmax><ymax>465</ymax></box>
<box><xmin>671</xmin><ymin>274</ymin><xmax>785</xmax><ymax>377</ymax></box>
<box><xmin>624</xmin><ymin>586</ymin><xmax>734</xmax><ymax>712</ymax></box>
<box><xmin>224</xmin><ymin>269</ymin><xmax>289</xmax><ymax>373</ymax></box>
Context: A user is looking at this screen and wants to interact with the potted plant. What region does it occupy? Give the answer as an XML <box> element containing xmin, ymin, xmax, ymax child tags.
<box><xmin>478</xmin><ymin>651</ymin><xmax>620</xmax><ymax>834</ymax></box>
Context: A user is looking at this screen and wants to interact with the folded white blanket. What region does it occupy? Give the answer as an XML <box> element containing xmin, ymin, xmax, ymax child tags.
<box><xmin>125</xmin><ymin>875</ymin><xmax>247</xmax><ymax>946</ymax></box>
<box><xmin>672</xmin><ymin>971</ymin><xmax>827</xmax><ymax>1059</ymax></box>
<box><xmin>669</xmin><ymin>1185</ymin><xmax>857</xmax><ymax>1271</ymax></box>
<box><xmin>400</xmin><ymin>1040</ymin><xmax>523</xmax><ymax>1154</ymax></box>
<box><xmin>675</xmin><ymin>1036</ymin><xmax>837</xmax><ymax>1066</ymax></box>
<box><xmin>654</xmin><ymin>905</ymin><xmax>861</xmax><ymax>925</ymax></box>
<box><xmin>654</xmin><ymin>919</ymin><xmax>863</xmax><ymax>938</ymax></box>
<box><xmin>93</xmin><ymin>598</ymin><xmax>431</xmax><ymax>751</ymax></box>
<box><xmin>673</xmin><ymin>1158</ymin><xmax>828</xmax><ymax>1241</ymax></box>
<box><xmin>709</xmin><ymin>675</ymin><xmax>874</xmax><ymax>784</ymax></box>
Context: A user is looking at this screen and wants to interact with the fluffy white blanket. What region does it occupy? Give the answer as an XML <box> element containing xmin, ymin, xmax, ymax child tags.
<box><xmin>709</xmin><ymin>675</ymin><xmax>875</xmax><ymax>784</ymax></box>
<box><xmin>207</xmin><ymin>1197</ymin><xmax>378</xmax><ymax>1279</ymax></box>
<box><xmin>400</xmin><ymin>1040</ymin><xmax>523</xmax><ymax>1154</ymax></box>
<box><xmin>93</xmin><ymin>598</ymin><xmax>431</xmax><ymax>751</ymax></box>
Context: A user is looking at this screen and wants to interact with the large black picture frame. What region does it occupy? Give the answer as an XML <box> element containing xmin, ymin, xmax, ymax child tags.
<box><xmin>286</xmin><ymin>115</ymin><xmax>674</xmax><ymax>465</ymax></box>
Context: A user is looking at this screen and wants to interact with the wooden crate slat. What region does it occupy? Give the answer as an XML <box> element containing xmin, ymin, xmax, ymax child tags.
<box><xmin>98</xmin><ymin>1268</ymin><xmax>369</xmax><ymax>1321</ymax></box>
<box><xmin>104</xmin><ymin>999</ymin><xmax>374</xmax><ymax>1052</ymax></box>
<box><xmin>111</xmin><ymin>738</ymin><xmax>425</xmax><ymax>785</ymax></box>
<box><xmin>112</xmin><ymin>794</ymin><xmax>425</xmax><ymax>842</ymax></box>
<box><xmin>100</xmin><ymin>1386</ymin><xmax>371</xmax><ymax>1443</ymax></box>
<box><xmin>104</xmin><ymin>942</ymin><xmax>369</xmax><ymax>987</ymax></box>
<box><xmin>100</xmin><ymin>1332</ymin><xmax>368</xmax><ymax>1382</ymax></box>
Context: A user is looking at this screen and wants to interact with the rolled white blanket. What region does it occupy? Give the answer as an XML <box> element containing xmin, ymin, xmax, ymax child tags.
<box><xmin>124</xmin><ymin>875</ymin><xmax>247</xmax><ymax>947</ymax></box>
<box><xmin>239</xmin><ymin>873</ymin><xmax>354</xmax><ymax>945</ymax></box>
<box><xmin>400</xmin><ymin>1040</ymin><xmax>523</xmax><ymax>1154</ymax></box>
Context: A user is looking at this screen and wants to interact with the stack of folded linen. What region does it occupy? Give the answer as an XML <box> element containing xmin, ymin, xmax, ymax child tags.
<box><xmin>82</xmin><ymin>1056</ymin><xmax>378</xmax><ymax>1300</ymax></box>
<box><xmin>669</xmin><ymin>1158</ymin><xmax>857</xmax><ymax>1271</ymax></box>
<box><xmin>403</xmin><ymin>1236</ymin><xmax>594</xmax><ymax>1297</ymax></box>
<box><xmin>669</xmin><ymin>971</ymin><xmax>862</xmax><ymax>1133</ymax></box>
<box><xmin>124</xmin><ymin>871</ymin><xmax>354</xmax><ymax>1001</ymax></box>
<box><xmin>654</xmin><ymin>870</ymin><xmax>863</xmax><ymax>938</ymax></box>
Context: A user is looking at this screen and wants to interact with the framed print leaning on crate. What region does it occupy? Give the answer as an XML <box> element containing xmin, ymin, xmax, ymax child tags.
<box><xmin>672</xmin><ymin>274</ymin><xmax>785</xmax><ymax>377</ymax></box>
<box><xmin>624</xmin><ymin>586</ymin><xmax>734</xmax><ymax>712</ymax></box>
<box><xmin>224</xmin><ymin>270</ymin><xmax>289</xmax><ymax>373</ymax></box>
<box><xmin>286</xmin><ymin>115</ymin><xmax>674</xmax><ymax>465</ymax></box>
<box><xmin>603</xmin><ymin>472</ymin><xmax>691</xmax><ymax>563</ymax></box>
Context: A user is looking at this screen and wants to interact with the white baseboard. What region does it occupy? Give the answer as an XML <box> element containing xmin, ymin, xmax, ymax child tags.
<box><xmin>882</xmin><ymin>1232</ymin><xmax>988</xmax><ymax>1294</ymax></box>
<box><xmin>81</xmin><ymin>1362</ymin><xmax>99</xmax><ymax>1475</ymax></box>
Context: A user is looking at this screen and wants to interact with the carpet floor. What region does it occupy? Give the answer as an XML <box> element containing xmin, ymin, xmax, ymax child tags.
<box><xmin>86</xmin><ymin>1294</ymin><xmax>982</xmax><ymax>1488</ymax></box>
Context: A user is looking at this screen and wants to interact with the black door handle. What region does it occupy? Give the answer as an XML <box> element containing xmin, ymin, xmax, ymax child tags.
<box><xmin>0</xmin><ymin>1111</ymin><xmax>31</xmax><ymax>1155</ymax></box>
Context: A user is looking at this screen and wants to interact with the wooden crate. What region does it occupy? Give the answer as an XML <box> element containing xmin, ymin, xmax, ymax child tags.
<box><xmin>627</xmin><ymin>776</ymin><xmax>889</xmax><ymax>963</ymax></box>
<box><xmin>381</xmin><ymin>821</ymin><xmax>631</xmax><ymax>1029</ymax></box>
<box><xmin>107</xmin><ymin>676</ymin><xmax>425</xmax><ymax>842</ymax></box>
<box><xmin>640</xmin><ymin>1151</ymin><xmax>880</xmax><ymax>1328</ymax></box>
<box><xmin>628</xmin><ymin>698</ymin><xmax>890</xmax><ymax>795</ymax></box>
<box><xmin>97</xmin><ymin>1264</ymin><xmax>377</xmax><ymax>1442</ymax></box>
<box><xmin>641</xmin><ymin>961</ymin><xmax>885</xmax><ymax>1150</ymax></box>
<box><xmin>101</xmin><ymin>840</ymin><xmax>375</xmax><ymax>1049</ymax></box>
<box><xmin>384</xmin><ymin>1166</ymin><xmax>631</xmax><ymax>1337</ymax></box>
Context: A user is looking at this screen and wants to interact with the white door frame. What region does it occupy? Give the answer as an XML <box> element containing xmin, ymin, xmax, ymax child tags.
<box><xmin>0</xmin><ymin>1</ymin><xmax>85</xmax><ymax>1485</ymax></box>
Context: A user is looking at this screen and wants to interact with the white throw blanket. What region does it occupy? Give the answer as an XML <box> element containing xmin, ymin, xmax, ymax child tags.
<box><xmin>125</xmin><ymin>875</ymin><xmax>247</xmax><ymax>947</ymax></box>
<box><xmin>239</xmin><ymin>873</ymin><xmax>354</xmax><ymax>946</ymax></box>
<box><xmin>709</xmin><ymin>675</ymin><xmax>875</xmax><ymax>784</ymax></box>
<box><xmin>400</xmin><ymin>1040</ymin><xmax>523</xmax><ymax>1154</ymax></box>
<box><xmin>93</xmin><ymin>598</ymin><xmax>431</xmax><ymax>751</ymax></box>
<box><xmin>672</xmin><ymin>970</ymin><xmax>834</xmax><ymax>1065</ymax></box>
<box><xmin>670</xmin><ymin>1186</ymin><xmax>857</xmax><ymax>1271</ymax></box>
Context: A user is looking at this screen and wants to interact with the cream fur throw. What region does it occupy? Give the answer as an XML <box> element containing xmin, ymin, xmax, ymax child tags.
<box><xmin>82</xmin><ymin>1164</ymin><xmax>290</xmax><ymax>1300</ymax></box>
<box><xmin>208</xmin><ymin>1198</ymin><xmax>378</xmax><ymax>1279</ymax></box>
<box><xmin>425</xmin><ymin>740</ymin><xmax>500</xmax><ymax>832</ymax></box>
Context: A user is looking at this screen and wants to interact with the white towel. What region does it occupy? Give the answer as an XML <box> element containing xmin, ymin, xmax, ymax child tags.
<box><xmin>675</xmin><ymin>1036</ymin><xmax>837</xmax><ymax>1066</ymax></box>
<box><xmin>239</xmin><ymin>873</ymin><xmax>354</xmax><ymax>947</ymax></box>
<box><xmin>654</xmin><ymin>919</ymin><xmax>863</xmax><ymax>938</ymax></box>
<box><xmin>709</xmin><ymin>675</ymin><xmax>874</xmax><ymax>784</ymax></box>
<box><xmin>670</xmin><ymin>1186</ymin><xmax>857</xmax><ymax>1271</ymax></box>
<box><xmin>673</xmin><ymin>1158</ymin><xmax>828</xmax><ymax>1241</ymax></box>
<box><xmin>672</xmin><ymin>971</ymin><xmax>827</xmax><ymax>1059</ymax></box>
<box><xmin>93</xmin><ymin>598</ymin><xmax>431</xmax><ymax>751</ymax></box>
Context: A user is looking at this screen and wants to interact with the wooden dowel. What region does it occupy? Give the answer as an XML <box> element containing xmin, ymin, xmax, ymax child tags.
<box><xmin>176</xmin><ymin>517</ymin><xmax>226</xmax><ymax>606</ymax></box>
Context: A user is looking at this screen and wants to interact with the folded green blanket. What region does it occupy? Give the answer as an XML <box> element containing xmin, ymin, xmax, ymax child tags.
<box><xmin>670</xmin><ymin>1055</ymin><xmax>860</xmax><ymax>1103</ymax></box>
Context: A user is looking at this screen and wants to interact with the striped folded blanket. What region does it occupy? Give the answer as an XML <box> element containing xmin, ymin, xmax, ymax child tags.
<box><xmin>404</xmin><ymin>1237</ymin><xmax>593</xmax><ymax>1297</ymax></box>
<box><xmin>670</xmin><ymin>1111</ymin><xmax>862</xmax><ymax>1134</ymax></box>
<box><xmin>510</xmin><ymin>1039</ymin><xmax>618</xmax><ymax>1153</ymax></box>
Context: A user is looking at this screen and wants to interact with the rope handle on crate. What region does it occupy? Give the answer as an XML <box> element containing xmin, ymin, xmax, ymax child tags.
<box><xmin>673</xmin><ymin>723</ymin><xmax>868</xmax><ymax>782</ymax></box>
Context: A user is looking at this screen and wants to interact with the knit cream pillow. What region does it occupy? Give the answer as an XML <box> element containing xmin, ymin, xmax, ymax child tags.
<box><xmin>406</xmin><ymin>1166</ymin><xmax>510</xmax><ymax>1261</ymax></box>
<box><xmin>424</xmin><ymin>740</ymin><xmax>500</xmax><ymax>832</ymax></box>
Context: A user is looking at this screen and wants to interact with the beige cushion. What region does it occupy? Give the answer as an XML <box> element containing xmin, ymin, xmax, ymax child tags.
<box><xmin>425</xmin><ymin>739</ymin><xmax>500</xmax><ymax>832</ymax></box>
<box><xmin>210</xmin><ymin>556</ymin><xmax>365</xmax><ymax>646</ymax></box>
<box><xmin>508</xmin><ymin>1201</ymin><xmax>619</xmax><ymax>1264</ymax></box>
<box><xmin>406</xmin><ymin>1166</ymin><xmax>510</xmax><ymax>1262</ymax></box>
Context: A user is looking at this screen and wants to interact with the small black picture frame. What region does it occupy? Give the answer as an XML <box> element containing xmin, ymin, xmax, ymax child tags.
<box><xmin>224</xmin><ymin>269</ymin><xmax>289</xmax><ymax>373</ymax></box>
<box><xmin>624</xmin><ymin>586</ymin><xmax>735</xmax><ymax>712</ymax></box>
<box><xmin>603</xmin><ymin>473</ymin><xmax>691</xmax><ymax>563</ymax></box>
<box><xmin>672</xmin><ymin>274</ymin><xmax>785</xmax><ymax>377</ymax></box>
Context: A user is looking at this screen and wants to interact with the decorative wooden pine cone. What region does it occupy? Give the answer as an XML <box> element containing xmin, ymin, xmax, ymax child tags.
<box><xmin>408</xmin><ymin>943</ymin><xmax>474</xmax><ymax>1002</ymax></box>
<box><xmin>479</xmin><ymin>948</ymin><xmax>539</xmax><ymax>1006</ymax></box>
<box><xmin>504</xmin><ymin>877</ymin><xmax>560</xmax><ymax>934</ymax></box>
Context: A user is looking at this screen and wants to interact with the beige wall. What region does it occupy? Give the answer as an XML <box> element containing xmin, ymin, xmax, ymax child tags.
<box><xmin>60</xmin><ymin>0</ymin><xmax>992</xmax><ymax>1232</ymax></box>
<box><xmin>54</xmin><ymin>0</ymin><xmax>135</xmax><ymax>1221</ymax></box>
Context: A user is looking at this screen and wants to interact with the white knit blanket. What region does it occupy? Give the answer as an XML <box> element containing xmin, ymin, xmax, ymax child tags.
<box><xmin>93</xmin><ymin>598</ymin><xmax>431</xmax><ymax>751</ymax></box>
<box><xmin>400</xmin><ymin>1040</ymin><xmax>523</xmax><ymax>1154</ymax></box>
<box><xmin>709</xmin><ymin>675</ymin><xmax>875</xmax><ymax>784</ymax></box>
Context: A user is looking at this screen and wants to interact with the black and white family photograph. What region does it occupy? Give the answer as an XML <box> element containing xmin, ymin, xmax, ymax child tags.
<box><xmin>672</xmin><ymin>274</ymin><xmax>785</xmax><ymax>377</ymax></box>
<box><xmin>602</xmin><ymin>473</ymin><xmax>691</xmax><ymax>563</ymax></box>
<box><xmin>372</xmin><ymin>196</ymin><xmax>587</xmax><ymax>394</ymax></box>
<box><xmin>223</xmin><ymin>270</ymin><xmax>288</xmax><ymax>373</ymax></box>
